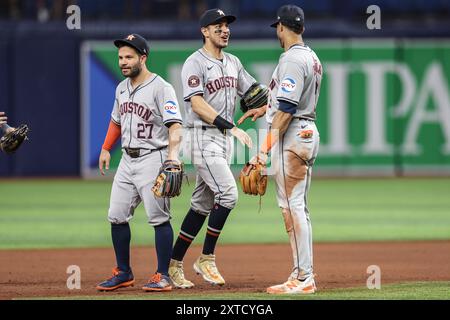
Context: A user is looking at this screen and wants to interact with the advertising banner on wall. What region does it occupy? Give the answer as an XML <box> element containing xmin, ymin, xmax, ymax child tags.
<box><xmin>81</xmin><ymin>40</ymin><xmax>450</xmax><ymax>177</ymax></box>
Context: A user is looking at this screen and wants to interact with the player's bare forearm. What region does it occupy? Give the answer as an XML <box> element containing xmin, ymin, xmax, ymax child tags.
<box><xmin>271</xmin><ymin>110</ymin><xmax>293</xmax><ymax>136</ymax></box>
<box><xmin>167</xmin><ymin>123</ymin><xmax>183</xmax><ymax>161</ymax></box>
<box><xmin>191</xmin><ymin>95</ymin><xmax>219</xmax><ymax>124</ymax></box>
<box><xmin>260</xmin><ymin>110</ymin><xmax>293</xmax><ymax>154</ymax></box>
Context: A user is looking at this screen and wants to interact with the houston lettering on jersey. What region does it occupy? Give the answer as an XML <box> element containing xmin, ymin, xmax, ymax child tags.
<box><xmin>119</xmin><ymin>102</ymin><xmax>152</xmax><ymax>121</ymax></box>
<box><xmin>205</xmin><ymin>76</ymin><xmax>238</xmax><ymax>94</ymax></box>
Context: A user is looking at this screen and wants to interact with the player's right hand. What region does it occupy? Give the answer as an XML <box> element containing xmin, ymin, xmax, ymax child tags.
<box><xmin>230</xmin><ymin>127</ymin><xmax>253</xmax><ymax>149</ymax></box>
<box><xmin>99</xmin><ymin>149</ymin><xmax>111</xmax><ymax>176</ymax></box>
<box><xmin>237</xmin><ymin>105</ymin><xmax>267</xmax><ymax>125</ymax></box>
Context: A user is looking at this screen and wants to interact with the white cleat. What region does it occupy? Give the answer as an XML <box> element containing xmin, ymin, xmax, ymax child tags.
<box><xmin>193</xmin><ymin>254</ymin><xmax>225</xmax><ymax>286</ymax></box>
<box><xmin>266</xmin><ymin>274</ymin><xmax>316</xmax><ymax>294</ymax></box>
<box><xmin>169</xmin><ymin>259</ymin><xmax>195</xmax><ymax>289</ymax></box>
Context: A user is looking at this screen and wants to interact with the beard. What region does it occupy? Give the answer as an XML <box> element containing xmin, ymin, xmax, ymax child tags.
<box><xmin>122</xmin><ymin>63</ymin><xmax>142</xmax><ymax>78</ymax></box>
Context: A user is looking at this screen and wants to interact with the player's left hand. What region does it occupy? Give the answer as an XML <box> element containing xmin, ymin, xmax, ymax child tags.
<box><xmin>250</xmin><ymin>151</ymin><xmax>268</xmax><ymax>165</ymax></box>
<box><xmin>237</xmin><ymin>105</ymin><xmax>267</xmax><ymax>125</ymax></box>
<box><xmin>152</xmin><ymin>160</ymin><xmax>184</xmax><ymax>198</ymax></box>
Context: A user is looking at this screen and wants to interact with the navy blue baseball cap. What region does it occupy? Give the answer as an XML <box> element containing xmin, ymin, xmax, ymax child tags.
<box><xmin>114</xmin><ymin>33</ymin><xmax>149</xmax><ymax>56</ymax></box>
<box><xmin>270</xmin><ymin>5</ymin><xmax>304</xmax><ymax>28</ymax></box>
<box><xmin>200</xmin><ymin>8</ymin><xmax>236</xmax><ymax>28</ymax></box>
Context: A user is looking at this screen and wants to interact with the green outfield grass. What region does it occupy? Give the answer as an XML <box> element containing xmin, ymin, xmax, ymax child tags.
<box><xmin>0</xmin><ymin>178</ymin><xmax>449</xmax><ymax>249</ymax></box>
<box><xmin>28</xmin><ymin>281</ymin><xmax>450</xmax><ymax>300</ymax></box>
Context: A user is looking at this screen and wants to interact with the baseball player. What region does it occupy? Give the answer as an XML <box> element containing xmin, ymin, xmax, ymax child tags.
<box><xmin>239</xmin><ymin>5</ymin><xmax>322</xmax><ymax>294</ymax></box>
<box><xmin>96</xmin><ymin>34</ymin><xmax>183</xmax><ymax>292</ymax></box>
<box><xmin>168</xmin><ymin>8</ymin><xmax>258</xmax><ymax>288</ymax></box>
<box><xmin>0</xmin><ymin>112</ymin><xmax>14</xmax><ymax>134</ymax></box>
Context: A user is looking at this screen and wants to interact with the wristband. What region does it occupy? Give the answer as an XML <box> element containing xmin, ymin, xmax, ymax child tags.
<box><xmin>213</xmin><ymin>115</ymin><xmax>235</xmax><ymax>131</ymax></box>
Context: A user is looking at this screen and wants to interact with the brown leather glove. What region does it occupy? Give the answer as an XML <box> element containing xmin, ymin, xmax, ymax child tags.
<box><xmin>239</xmin><ymin>162</ymin><xmax>268</xmax><ymax>196</ymax></box>
<box><xmin>0</xmin><ymin>124</ymin><xmax>30</xmax><ymax>154</ymax></box>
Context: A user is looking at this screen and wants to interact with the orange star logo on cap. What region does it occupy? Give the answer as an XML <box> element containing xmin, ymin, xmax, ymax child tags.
<box><xmin>126</xmin><ymin>35</ymin><xmax>136</xmax><ymax>41</ymax></box>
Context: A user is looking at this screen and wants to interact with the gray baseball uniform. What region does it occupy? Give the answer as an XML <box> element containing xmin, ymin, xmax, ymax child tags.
<box><xmin>182</xmin><ymin>48</ymin><xmax>256</xmax><ymax>214</ymax></box>
<box><xmin>108</xmin><ymin>74</ymin><xmax>183</xmax><ymax>226</ymax></box>
<box><xmin>267</xmin><ymin>44</ymin><xmax>322</xmax><ymax>279</ymax></box>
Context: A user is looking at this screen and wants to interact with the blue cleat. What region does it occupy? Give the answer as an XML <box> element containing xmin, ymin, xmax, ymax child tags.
<box><xmin>96</xmin><ymin>267</ymin><xmax>135</xmax><ymax>291</ymax></box>
<box><xmin>142</xmin><ymin>273</ymin><xmax>172</xmax><ymax>292</ymax></box>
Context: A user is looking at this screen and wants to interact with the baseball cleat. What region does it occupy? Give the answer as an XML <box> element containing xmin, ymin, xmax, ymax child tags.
<box><xmin>169</xmin><ymin>259</ymin><xmax>195</xmax><ymax>289</ymax></box>
<box><xmin>193</xmin><ymin>254</ymin><xmax>225</xmax><ymax>286</ymax></box>
<box><xmin>96</xmin><ymin>267</ymin><xmax>135</xmax><ymax>291</ymax></box>
<box><xmin>142</xmin><ymin>273</ymin><xmax>172</xmax><ymax>292</ymax></box>
<box><xmin>266</xmin><ymin>274</ymin><xmax>316</xmax><ymax>294</ymax></box>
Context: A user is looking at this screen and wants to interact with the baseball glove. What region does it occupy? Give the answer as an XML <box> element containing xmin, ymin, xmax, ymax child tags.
<box><xmin>239</xmin><ymin>162</ymin><xmax>268</xmax><ymax>196</ymax></box>
<box><xmin>152</xmin><ymin>160</ymin><xmax>184</xmax><ymax>198</ymax></box>
<box><xmin>0</xmin><ymin>124</ymin><xmax>30</xmax><ymax>154</ymax></box>
<box><xmin>240</xmin><ymin>82</ymin><xmax>269</xmax><ymax>113</ymax></box>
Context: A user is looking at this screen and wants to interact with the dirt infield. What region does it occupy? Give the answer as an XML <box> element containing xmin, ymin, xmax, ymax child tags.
<box><xmin>1</xmin><ymin>241</ymin><xmax>449</xmax><ymax>299</ymax></box>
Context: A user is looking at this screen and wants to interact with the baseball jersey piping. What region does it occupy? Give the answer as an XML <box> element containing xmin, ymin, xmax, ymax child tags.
<box><xmin>288</xmin><ymin>44</ymin><xmax>311</xmax><ymax>52</ymax></box>
<box><xmin>126</xmin><ymin>79</ymin><xmax>131</xmax><ymax>96</ymax></box>
<box><xmin>281</xmin><ymin>136</ymin><xmax>301</xmax><ymax>272</ymax></box>
<box><xmin>111</xmin><ymin>116</ymin><xmax>120</xmax><ymax>126</ymax></box>
<box><xmin>305</xmin><ymin>166</ymin><xmax>312</xmax><ymax>264</ymax></box>
<box><xmin>277</xmin><ymin>97</ymin><xmax>300</xmax><ymax>105</ymax></box>
<box><xmin>184</xmin><ymin>90</ymin><xmax>204</xmax><ymax>102</ymax></box>
<box><xmin>197</xmin><ymin>49</ymin><xmax>228</xmax><ymax>68</ymax></box>
<box><xmin>195</xmin><ymin>128</ymin><xmax>223</xmax><ymax>204</ymax></box>
<box><xmin>220</xmin><ymin>66</ymin><xmax>228</xmax><ymax>121</ymax></box>
<box><xmin>158</xmin><ymin>149</ymin><xmax>169</xmax><ymax>216</ymax></box>
<box><xmin>197</xmin><ymin>50</ymin><xmax>229</xmax><ymax>120</ymax></box>
<box><xmin>163</xmin><ymin>119</ymin><xmax>183</xmax><ymax>125</ymax></box>
<box><xmin>304</xmin><ymin>166</ymin><xmax>310</xmax><ymax>210</ymax></box>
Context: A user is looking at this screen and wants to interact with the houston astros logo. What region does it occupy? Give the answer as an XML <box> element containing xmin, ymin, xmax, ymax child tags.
<box><xmin>188</xmin><ymin>75</ymin><xmax>200</xmax><ymax>88</ymax></box>
<box><xmin>127</xmin><ymin>35</ymin><xmax>136</xmax><ymax>41</ymax></box>
<box><xmin>281</xmin><ymin>77</ymin><xmax>296</xmax><ymax>93</ymax></box>
<box><xmin>164</xmin><ymin>101</ymin><xmax>178</xmax><ymax>115</ymax></box>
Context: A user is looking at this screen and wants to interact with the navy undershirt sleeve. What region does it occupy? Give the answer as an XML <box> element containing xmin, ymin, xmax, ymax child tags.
<box><xmin>278</xmin><ymin>100</ymin><xmax>297</xmax><ymax>115</ymax></box>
